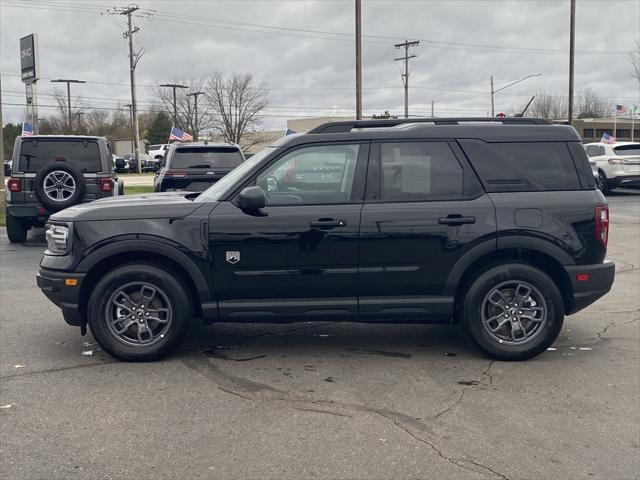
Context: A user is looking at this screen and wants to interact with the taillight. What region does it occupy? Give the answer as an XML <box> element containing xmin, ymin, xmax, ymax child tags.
<box><xmin>607</xmin><ymin>158</ymin><xmax>622</xmax><ymax>165</ymax></box>
<box><xmin>165</xmin><ymin>171</ymin><xmax>188</xmax><ymax>178</ymax></box>
<box><xmin>7</xmin><ymin>178</ymin><xmax>21</xmax><ymax>192</ymax></box>
<box><xmin>595</xmin><ymin>205</ymin><xmax>609</xmax><ymax>247</ymax></box>
<box><xmin>99</xmin><ymin>178</ymin><xmax>113</xmax><ymax>192</ymax></box>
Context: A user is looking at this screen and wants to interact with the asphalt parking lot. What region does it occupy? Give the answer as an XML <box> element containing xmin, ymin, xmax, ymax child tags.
<box><xmin>1</xmin><ymin>192</ymin><xmax>638</xmax><ymax>480</ymax></box>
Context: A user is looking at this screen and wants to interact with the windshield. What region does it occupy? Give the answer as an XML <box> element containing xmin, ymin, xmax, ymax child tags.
<box><xmin>195</xmin><ymin>147</ymin><xmax>275</xmax><ymax>203</ymax></box>
<box><xmin>613</xmin><ymin>144</ymin><xmax>640</xmax><ymax>156</ymax></box>
<box><xmin>171</xmin><ymin>147</ymin><xmax>243</xmax><ymax>169</ymax></box>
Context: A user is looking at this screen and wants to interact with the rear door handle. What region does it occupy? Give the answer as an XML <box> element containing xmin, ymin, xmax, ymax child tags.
<box><xmin>309</xmin><ymin>218</ymin><xmax>347</xmax><ymax>229</ymax></box>
<box><xmin>438</xmin><ymin>215</ymin><xmax>476</xmax><ymax>226</ymax></box>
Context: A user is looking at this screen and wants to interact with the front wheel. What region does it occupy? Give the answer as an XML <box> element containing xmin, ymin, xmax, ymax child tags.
<box><xmin>87</xmin><ymin>264</ymin><xmax>192</xmax><ymax>361</ymax></box>
<box><xmin>461</xmin><ymin>263</ymin><xmax>564</xmax><ymax>360</ymax></box>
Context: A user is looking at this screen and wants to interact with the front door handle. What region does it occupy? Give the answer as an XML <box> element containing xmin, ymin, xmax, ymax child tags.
<box><xmin>309</xmin><ymin>218</ymin><xmax>347</xmax><ymax>229</ymax></box>
<box><xmin>438</xmin><ymin>215</ymin><xmax>476</xmax><ymax>226</ymax></box>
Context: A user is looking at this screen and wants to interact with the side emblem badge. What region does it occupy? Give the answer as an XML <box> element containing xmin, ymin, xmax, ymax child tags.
<box><xmin>226</xmin><ymin>251</ymin><xmax>240</xmax><ymax>264</ymax></box>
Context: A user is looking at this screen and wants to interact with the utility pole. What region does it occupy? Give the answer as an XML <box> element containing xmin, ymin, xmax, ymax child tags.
<box><xmin>394</xmin><ymin>39</ymin><xmax>419</xmax><ymax>118</ymax></box>
<box><xmin>50</xmin><ymin>78</ymin><xmax>85</xmax><ymax>133</ymax></box>
<box><xmin>109</xmin><ymin>4</ymin><xmax>151</xmax><ymax>173</ymax></box>
<box><xmin>355</xmin><ymin>0</ymin><xmax>362</xmax><ymax>120</ymax></box>
<box><xmin>186</xmin><ymin>91</ymin><xmax>205</xmax><ymax>141</ymax></box>
<box><xmin>568</xmin><ymin>0</ymin><xmax>576</xmax><ymax>125</ymax></box>
<box><xmin>124</xmin><ymin>103</ymin><xmax>134</xmax><ymax>153</ymax></box>
<box><xmin>160</xmin><ymin>83</ymin><xmax>189</xmax><ymax>126</ymax></box>
<box><xmin>431</xmin><ymin>100</ymin><xmax>434</xmax><ymax>117</ymax></box>
<box><xmin>490</xmin><ymin>76</ymin><xmax>495</xmax><ymax>117</ymax></box>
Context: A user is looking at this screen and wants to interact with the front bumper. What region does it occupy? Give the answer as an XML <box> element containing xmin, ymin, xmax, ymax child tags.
<box><xmin>564</xmin><ymin>260</ymin><xmax>615</xmax><ymax>314</ymax></box>
<box><xmin>37</xmin><ymin>268</ymin><xmax>86</xmax><ymax>326</ymax></box>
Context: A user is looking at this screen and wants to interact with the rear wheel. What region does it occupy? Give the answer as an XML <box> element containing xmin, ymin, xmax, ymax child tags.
<box><xmin>87</xmin><ymin>263</ymin><xmax>192</xmax><ymax>361</ymax></box>
<box><xmin>598</xmin><ymin>170</ymin><xmax>612</xmax><ymax>195</ymax></box>
<box><xmin>6</xmin><ymin>213</ymin><xmax>28</xmax><ymax>243</ymax></box>
<box><xmin>461</xmin><ymin>263</ymin><xmax>564</xmax><ymax>360</ymax></box>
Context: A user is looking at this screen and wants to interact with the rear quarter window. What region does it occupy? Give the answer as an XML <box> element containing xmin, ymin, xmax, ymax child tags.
<box><xmin>459</xmin><ymin>140</ymin><xmax>581</xmax><ymax>192</ymax></box>
<box><xmin>19</xmin><ymin>139</ymin><xmax>101</xmax><ymax>173</ymax></box>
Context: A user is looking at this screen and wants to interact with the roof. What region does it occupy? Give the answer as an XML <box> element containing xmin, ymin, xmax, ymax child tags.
<box><xmin>19</xmin><ymin>134</ymin><xmax>105</xmax><ymax>141</ymax></box>
<box><xmin>172</xmin><ymin>141</ymin><xmax>241</xmax><ymax>149</ymax></box>
<box><xmin>288</xmin><ymin>117</ymin><xmax>581</xmax><ymax>144</ymax></box>
<box><xmin>584</xmin><ymin>141</ymin><xmax>640</xmax><ymax>147</ymax></box>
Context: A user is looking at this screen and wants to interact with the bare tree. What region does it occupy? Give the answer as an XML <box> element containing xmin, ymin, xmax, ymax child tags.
<box><xmin>576</xmin><ymin>88</ymin><xmax>612</xmax><ymax>118</ymax></box>
<box><xmin>153</xmin><ymin>78</ymin><xmax>212</xmax><ymax>137</ymax></box>
<box><xmin>631</xmin><ymin>40</ymin><xmax>640</xmax><ymax>85</ymax></box>
<box><xmin>528</xmin><ymin>91</ymin><xmax>567</xmax><ymax>120</ymax></box>
<box><xmin>205</xmin><ymin>73</ymin><xmax>270</xmax><ymax>151</ymax></box>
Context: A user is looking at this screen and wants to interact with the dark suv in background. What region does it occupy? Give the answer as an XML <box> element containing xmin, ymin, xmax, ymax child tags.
<box><xmin>37</xmin><ymin>118</ymin><xmax>614</xmax><ymax>362</ymax></box>
<box><xmin>5</xmin><ymin>135</ymin><xmax>121</xmax><ymax>243</ymax></box>
<box><xmin>154</xmin><ymin>142</ymin><xmax>245</xmax><ymax>192</ymax></box>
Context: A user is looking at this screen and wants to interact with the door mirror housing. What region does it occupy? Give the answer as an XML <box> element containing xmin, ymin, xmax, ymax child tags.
<box><xmin>237</xmin><ymin>186</ymin><xmax>266</xmax><ymax>210</ymax></box>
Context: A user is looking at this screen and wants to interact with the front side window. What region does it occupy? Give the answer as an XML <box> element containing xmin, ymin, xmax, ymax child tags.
<box><xmin>255</xmin><ymin>144</ymin><xmax>360</xmax><ymax>205</ymax></box>
<box><xmin>379</xmin><ymin>142</ymin><xmax>464</xmax><ymax>201</ymax></box>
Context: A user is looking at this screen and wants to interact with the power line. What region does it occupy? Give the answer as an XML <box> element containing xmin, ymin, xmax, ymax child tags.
<box><xmin>0</xmin><ymin>0</ymin><xmax>630</xmax><ymax>55</ymax></box>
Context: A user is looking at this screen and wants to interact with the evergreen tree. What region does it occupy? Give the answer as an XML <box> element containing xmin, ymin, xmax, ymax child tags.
<box><xmin>146</xmin><ymin>112</ymin><xmax>172</xmax><ymax>145</ymax></box>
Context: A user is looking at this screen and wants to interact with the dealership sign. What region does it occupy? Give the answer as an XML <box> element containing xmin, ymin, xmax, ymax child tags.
<box><xmin>20</xmin><ymin>33</ymin><xmax>39</xmax><ymax>83</ymax></box>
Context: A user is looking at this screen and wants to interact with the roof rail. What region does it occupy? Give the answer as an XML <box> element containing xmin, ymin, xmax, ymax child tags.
<box><xmin>307</xmin><ymin>117</ymin><xmax>552</xmax><ymax>134</ymax></box>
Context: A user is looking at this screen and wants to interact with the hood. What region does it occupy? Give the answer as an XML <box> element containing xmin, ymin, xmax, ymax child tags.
<box><xmin>51</xmin><ymin>191</ymin><xmax>202</xmax><ymax>222</ymax></box>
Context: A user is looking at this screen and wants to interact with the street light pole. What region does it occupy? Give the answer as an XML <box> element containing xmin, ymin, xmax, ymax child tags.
<box><xmin>50</xmin><ymin>79</ymin><xmax>85</xmax><ymax>132</ymax></box>
<box><xmin>186</xmin><ymin>91</ymin><xmax>205</xmax><ymax>141</ymax></box>
<box><xmin>160</xmin><ymin>83</ymin><xmax>189</xmax><ymax>125</ymax></box>
<box><xmin>490</xmin><ymin>73</ymin><xmax>541</xmax><ymax>117</ymax></box>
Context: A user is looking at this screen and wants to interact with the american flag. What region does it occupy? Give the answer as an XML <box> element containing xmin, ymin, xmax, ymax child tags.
<box><xmin>169</xmin><ymin>126</ymin><xmax>193</xmax><ymax>142</ymax></box>
<box><xmin>601</xmin><ymin>132</ymin><xmax>616</xmax><ymax>144</ymax></box>
<box><xmin>616</xmin><ymin>104</ymin><xmax>627</xmax><ymax>115</ymax></box>
<box><xmin>21</xmin><ymin>121</ymin><xmax>33</xmax><ymax>136</ymax></box>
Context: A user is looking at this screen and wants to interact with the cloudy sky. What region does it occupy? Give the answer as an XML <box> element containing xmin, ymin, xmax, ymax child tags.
<box><xmin>1</xmin><ymin>0</ymin><xmax>639</xmax><ymax>130</ymax></box>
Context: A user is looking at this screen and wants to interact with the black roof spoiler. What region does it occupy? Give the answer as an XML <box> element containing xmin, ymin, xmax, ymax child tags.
<box><xmin>308</xmin><ymin>117</ymin><xmax>552</xmax><ymax>134</ymax></box>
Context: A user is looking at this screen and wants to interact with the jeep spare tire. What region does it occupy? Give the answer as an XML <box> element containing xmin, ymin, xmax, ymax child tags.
<box><xmin>33</xmin><ymin>163</ymin><xmax>86</xmax><ymax>211</ymax></box>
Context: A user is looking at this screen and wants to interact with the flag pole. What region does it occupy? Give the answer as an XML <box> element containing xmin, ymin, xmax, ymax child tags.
<box><xmin>613</xmin><ymin>106</ymin><xmax>617</xmax><ymax>141</ymax></box>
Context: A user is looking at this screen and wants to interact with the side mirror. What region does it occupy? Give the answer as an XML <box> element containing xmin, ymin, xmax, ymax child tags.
<box><xmin>237</xmin><ymin>186</ymin><xmax>266</xmax><ymax>210</ymax></box>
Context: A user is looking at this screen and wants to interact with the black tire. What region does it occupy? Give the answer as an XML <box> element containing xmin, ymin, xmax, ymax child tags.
<box><xmin>33</xmin><ymin>163</ymin><xmax>86</xmax><ymax>211</ymax></box>
<box><xmin>598</xmin><ymin>170</ymin><xmax>611</xmax><ymax>195</ymax></box>
<box><xmin>461</xmin><ymin>263</ymin><xmax>564</xmax><ymax>360</ymax></box>
<box><xmin>6</xmin><ymin>213</ymin><xmax>28</xmax><ymax>243</ymax></box>
<box><xmin>87</xmin><ymin>263</ymin><xmax>192</xmax><ymax>361</ymax></box>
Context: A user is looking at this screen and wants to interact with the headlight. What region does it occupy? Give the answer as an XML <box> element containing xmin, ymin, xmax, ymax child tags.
<box><xmin>45</xmin><ymin>223</ymin><xmax>72</xmax><ymax>255</ymax></box>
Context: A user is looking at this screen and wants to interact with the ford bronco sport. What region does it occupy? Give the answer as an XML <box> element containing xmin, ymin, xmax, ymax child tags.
<box><xmin>37</xmin><ymin>118</ymin><xmax>615</xmax><ymax>361</ymax></box>
<box><xmin>6</xmin><ymin>135</ymin><xmax>122</xmax><ymax>243</ymax></box>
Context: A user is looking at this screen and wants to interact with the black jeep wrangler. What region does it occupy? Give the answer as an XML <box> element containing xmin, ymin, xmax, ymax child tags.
<box><xmin>37</xmin><ymin>118</ymin><xmax>615</xmax><ymax>361</ymax></box>
<box><xmin>5</xmin><ymin>135</ymin><xmax>122</xmax><ymax>243</ymax></box>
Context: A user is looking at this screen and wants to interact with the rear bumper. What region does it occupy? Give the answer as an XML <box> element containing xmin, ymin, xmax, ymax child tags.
<box><xmin>609</xmin><ymin>174</ymin><xmax>640</xmax><ymax>187</ymax></box>
<box><xmin>564</xmin><ymin>260</ymin><xmax>615</xmax><ymax>314</ymax></box>
<box><xmin>37</xmin><ymin>268</ymin><xmax>86</xmax><ymax>326</ymax></box>
<box><xmin>6</xmin><ymin>203</ymin><xmax>51</xmax><ymax>219</ymax></box>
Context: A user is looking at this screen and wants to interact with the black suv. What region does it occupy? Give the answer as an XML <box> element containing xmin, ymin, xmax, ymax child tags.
<box><xmin>37</xmin><ymin>118</ymin><xmax>615</xmax><ymax>361</ymax></box>
<box><xmin>154</xmin><ymin>142</ymin><xmax>245</xmax><ymax>192</ymax></box>
<box><xmin>6</xmin><ymin>135</ymin><xmax>122</xmax><ymax>243</ymax></box>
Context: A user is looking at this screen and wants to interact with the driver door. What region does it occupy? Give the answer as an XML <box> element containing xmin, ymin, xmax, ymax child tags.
<box><xmin>209</xmin><ymin>142</ymin><xmax>369</xmax><ymax>320</ymax></box>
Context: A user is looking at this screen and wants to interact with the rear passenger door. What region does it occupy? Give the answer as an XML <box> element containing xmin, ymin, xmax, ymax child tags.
<box><xmin>358</xmin><ymin>140</ymin><xmax>496</xmax><ymax>321</ymax></box>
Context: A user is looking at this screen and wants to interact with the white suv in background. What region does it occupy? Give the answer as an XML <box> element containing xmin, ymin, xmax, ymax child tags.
<box><xmin>584</xmin><ymin>142</ymin><xmax>640</xmax><ymax>194</ymax></box>
<box><xmin>148</xmin><ymin>144</ymin><xmax>169</xmax><ymax>161</ymax></box>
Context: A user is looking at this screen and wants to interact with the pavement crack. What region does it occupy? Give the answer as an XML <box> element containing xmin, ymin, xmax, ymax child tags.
<box><xmin>292</xmin><ymin>406</ymin><xmax>352</xmax><ymax>418</ymax></box>
<box><xmin>372</xmin><ymin>410</ymin><xmax>509</xmax><ymax>480</ymax></box>
<box><xmin>0</xmin><ymin>361</ymin><xmax>117</xmax><ymax>381</ymax></box>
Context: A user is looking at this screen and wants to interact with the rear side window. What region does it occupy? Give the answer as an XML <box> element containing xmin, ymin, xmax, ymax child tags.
<box><xmin>171</xmin><ymin>147</ymin><xmax>243</xmax><ymax>169</ymax></box>
<box><xmin>459</xmin><ymin>140</ymin><xmax>581</xmax><ymax>192</ymax></box>
<box><xmin>613</xmin><ymin>144</ymin><xmax>640</xmax><ymax>156</ymax></box>
<box><xmin>379</xmin><ymin>142</ymin><xmax>464</xmax><ymax>201</ymax></box>
<box><xmin>567</xmin><ymin>142</ymin><xmax>596</xmax><ymax>189</ymax></box>
<box><xmin>19</xmin><ymin>139</ymin><xmax>101</xmax><ymax>172</ymax></box>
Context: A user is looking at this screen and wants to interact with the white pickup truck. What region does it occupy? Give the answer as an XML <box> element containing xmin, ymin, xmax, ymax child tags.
<box><xmin>148</xmin><ymin>144</ymin><xmax>169</xmax><ymax>161</ymax></box>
